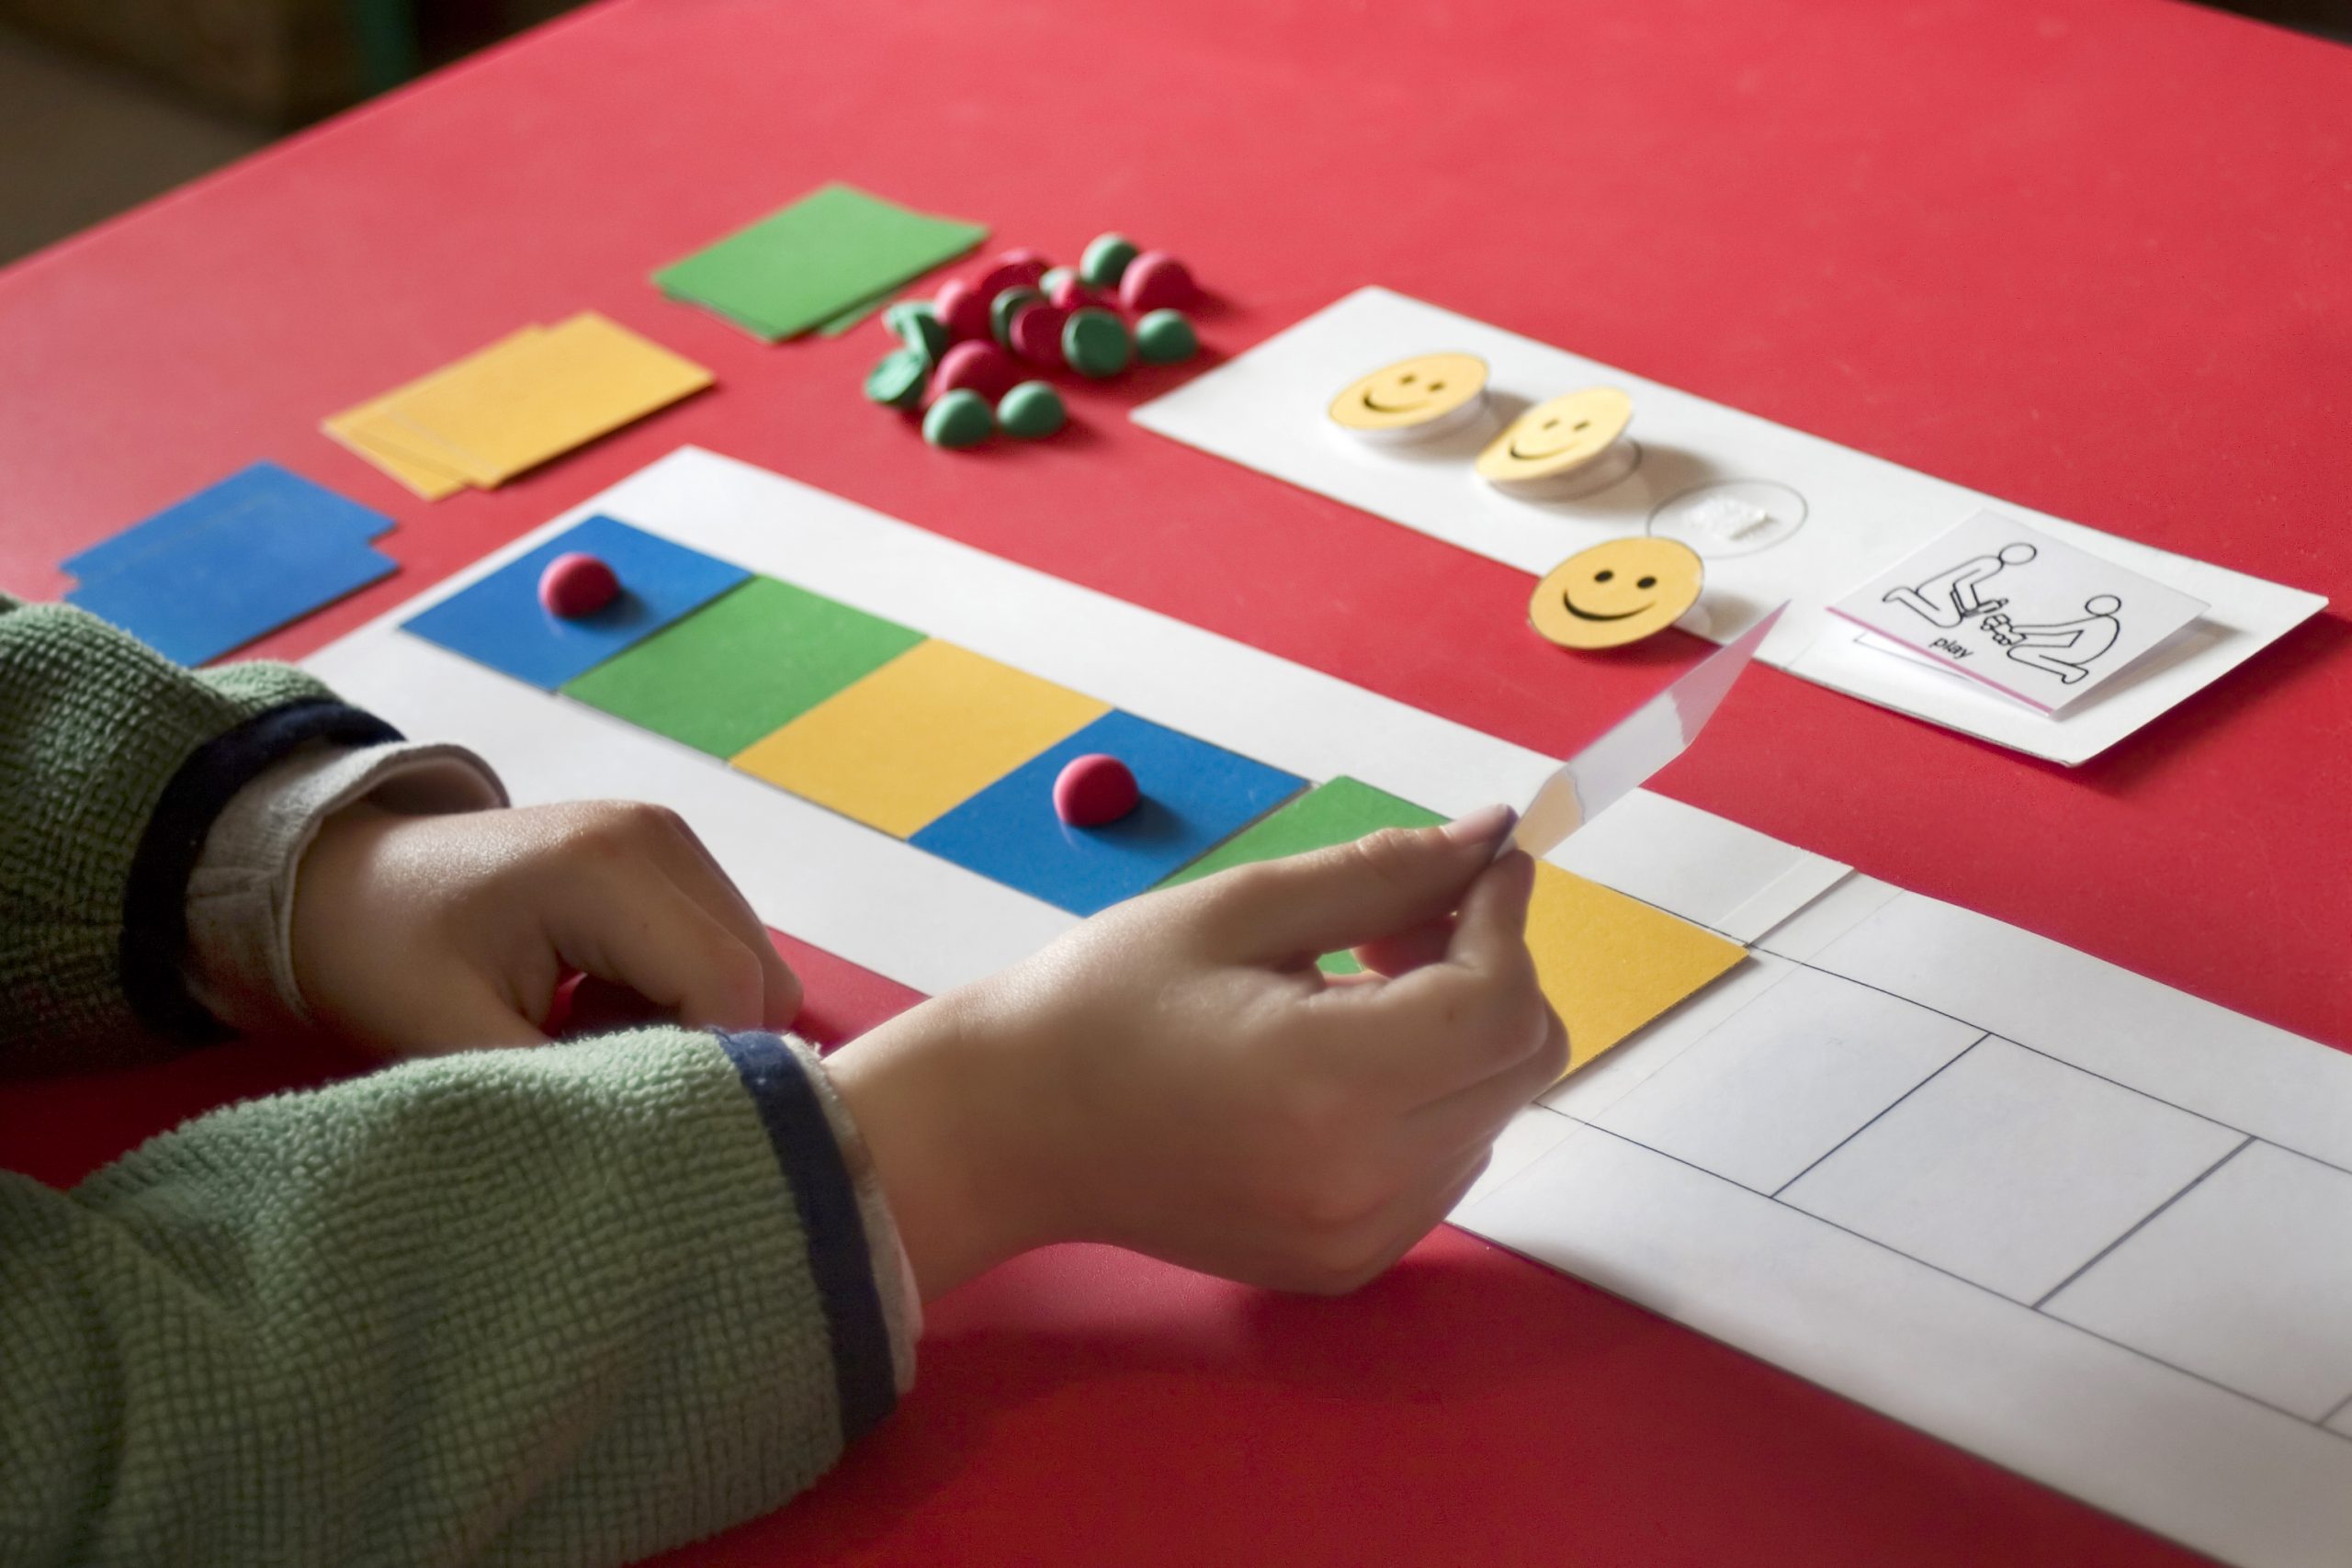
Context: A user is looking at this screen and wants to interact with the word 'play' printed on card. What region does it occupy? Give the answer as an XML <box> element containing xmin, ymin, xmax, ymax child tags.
<box><xmin>1826</xmin><ymin>512</ymin><xmax>2208</xmax><ymax>714</ymax></box>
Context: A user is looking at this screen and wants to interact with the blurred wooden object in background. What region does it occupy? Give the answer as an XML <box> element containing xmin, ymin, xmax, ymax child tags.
<box><xmin>0</xmin><ymin>0</ymin><xmax>588</xmax><ymax>129</ymax></box>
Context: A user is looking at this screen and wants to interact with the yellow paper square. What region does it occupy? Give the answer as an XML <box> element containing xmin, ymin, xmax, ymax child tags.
<box><xmin>1527</xmin><ymin>862</ymin><xmax>1746</xmax><ymax>1074</ymax></box>
<box><xmin>731</xmin><ymin>640</ymin><xmax>1110</xmax><ymax>837</ymax></box>
<box><xmin>379</xmin><ymin>312</ymin><xmax>714</xmax><ymax>487</ymax></box>
<box><xmin>327</xmin><ymin>412</ymin><xmax>470</xmax><ymax>500</ymax></box>
<box><xmin>322</xmin><ymin>326</ymin><xmax>546</xmax><ymax>500</ymax></box>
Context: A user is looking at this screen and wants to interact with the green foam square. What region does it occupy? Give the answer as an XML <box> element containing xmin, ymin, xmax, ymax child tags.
<box><xmin>651</xmin><ymin>184</ymin><xmax>988</xmax><ymax>343</ymax></box>
<box><xmin>562</xmin><ymin>576</ymin><xmax>924</xmax><ymax>758</ymax></box>
<box><xmin>1157</xmin><ymin>776</ymin><xmax>1447</xmax><ymax>975</ymax></box>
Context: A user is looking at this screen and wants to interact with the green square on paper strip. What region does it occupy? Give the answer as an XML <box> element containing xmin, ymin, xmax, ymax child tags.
<box><xmin>1156</xmin><ymin>776</ymin><xmax>1447</xmax><ymax>975</ymax></box>
<box><xmin>651</xmin><ymin>184</ymin><xmax>988</xmax><ymax>342</ymax></box>
<box><xmin>563</xmin><ymin>576</ymin><xmax>924</xmax><ymax>758</ymax></box>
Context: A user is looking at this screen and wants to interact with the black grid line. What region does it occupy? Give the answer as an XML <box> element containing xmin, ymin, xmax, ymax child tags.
<box><xmin>1527</xmin><ymin>1107</ymin><xmax>2352</xmax><ymax>1446</ymax></box>
<box><xmin>1724</xmin><ymin>934</ymin><xmax>2352</xmax><ymax>1187</ymax></box>
<box><xmin>1768</xmin><ymin>1033</ymin><xmax>1988</xmax><ymax>1199</ymax></box>
<box><xmin>2032</xmin><ymin>1136</ymin><xmax>2254</xmax><ymax>1311</ymax></box>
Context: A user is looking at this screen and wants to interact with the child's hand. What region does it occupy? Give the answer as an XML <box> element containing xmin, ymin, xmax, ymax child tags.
<box><xmin>830</xmin><ymin>806</ymin><xmax>1564</xmax><ymax>1300</ymax></box>
<box><xmin>289</xmin><ymin>800</ymin><xmax>802</xmax><ymax>1055</ymax></box>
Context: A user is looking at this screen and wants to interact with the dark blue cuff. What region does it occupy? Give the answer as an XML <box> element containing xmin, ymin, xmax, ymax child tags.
<box><xmin>717</xmin><ymin>1030</ymin><xmax>897</xmax><ymax>1444</ymax></box>
<box><xmin>125</xmin><ymin>697</ymin><xmax>399</xmax><ymax>1042</ymax></box>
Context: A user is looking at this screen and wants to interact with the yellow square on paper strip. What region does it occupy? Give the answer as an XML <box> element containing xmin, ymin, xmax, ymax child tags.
<box><xmin>322</xmin><ymin>327</ymin><xmax>549</xmax><ymax>501</ymax></box>
<box><xmin>379</xmin><ymin>312</ymin><xmax>714</xmax><ymax>487</ymax></box>
<box><xmin>731</xmin><ymin>640</ymin><xmax>1110</xmax><ymax>837</ymax></box>
<box><xmin>1526</xmin><ymin>861</ymin><xmax>1746</xmax><ymax>1075</ymax></box>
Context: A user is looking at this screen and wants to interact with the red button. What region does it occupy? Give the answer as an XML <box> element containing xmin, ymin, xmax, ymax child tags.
<box><xmin>1054</xmin><ymin>754</ymin><xmax>1140</xmax><ymax>827</ymax></box>
<box><xmin>538</xmin><ymin>552</ymin><xmax>619</xmax><ymax>618</ymax></box>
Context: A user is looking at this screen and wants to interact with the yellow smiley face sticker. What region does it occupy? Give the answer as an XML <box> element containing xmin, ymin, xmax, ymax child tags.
<box><xmin>1476</xmin><ymin>387</ymin><xmax>1633</xmax><ymax>487</ymax></box>
<box><xmin>1327</xmin><ymin>353</ymin><xmax>1489</xmax><ymax>439</ymax></box>
<box><xmin>1529</xmin><ymin>536</ymin><xmax>1705</xmax><ymax>649</ymax></box>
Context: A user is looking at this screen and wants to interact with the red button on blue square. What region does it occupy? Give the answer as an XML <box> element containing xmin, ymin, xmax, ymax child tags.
<box><xmin>911</xmin><ymin>711</ymin><xmax>1306</xmax><ymax>915</ymax></box>
<box><xmin>402</xmin><ymin>515</ymin><xmax>749</xmax><ymax>688</ymax></box>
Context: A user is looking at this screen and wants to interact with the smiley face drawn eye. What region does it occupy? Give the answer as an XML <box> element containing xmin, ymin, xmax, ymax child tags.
<box><xmin>1595</xmin><ymin>569</ymin><xmax>1615</xmax><ymax>582</ymax></box>
<box><xmin>1637</xmin><ymin>575</ymin><xmax>1657</xmax><ymax>589</ymax></box>
<box><xmin>1399</xmin><ymin>373</ymin><xmax>1418</xmax><ymax>385</ymax></box>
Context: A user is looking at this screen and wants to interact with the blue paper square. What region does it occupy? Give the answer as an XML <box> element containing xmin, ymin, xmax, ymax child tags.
<box><xmin>62</xmin><ymin>463</ymin><xmax>399</xmax><ymax>665</ymax></box>
<box><xmin>911</xmin><ymin>711</ymin><xmax>1306</xmax><ymax>916</ymax></box>
<box><xmin>63</xmin><ymin>461</ymin><xmax>390</xmax><ymax>583</ymax></box>
<box><xmin>401</xmin><ymin>515</ymin><xmax>751</xmax><ymax>689</ymax></box>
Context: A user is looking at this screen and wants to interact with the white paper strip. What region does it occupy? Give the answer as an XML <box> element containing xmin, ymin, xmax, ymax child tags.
<box><xmin>1510</xmin><ymin>604</ymin><xmax>1783</xmax><ymax>856</ymax></box>
<box><xmin>1457</xmin><ymin>878</ymin><xmax>2352</xmax><ymax>1568</ymax></box>
<box><xmin>301</xmin><ymin>445</ymin><xmax>2351</xmax><ymax>1565</ymax></box>
<box><xmin>304</xmin><ymin>447</ymin><xmax>1846</xmax><ymax>1005</ymax></box>
<box><xmin>1133</xmin><ymin>288</ymin><xmax>2326</xmax><ymax>764</ymax></box>
<box><xmin>1462</xmin><ymin>1120</ymin><xmax>2352</xmax><ymax>1568</ymax></box>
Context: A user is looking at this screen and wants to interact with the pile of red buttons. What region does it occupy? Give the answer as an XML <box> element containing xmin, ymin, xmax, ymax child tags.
<box><xmin>863</xmin><ymin>232</ymin><xmax>1203</xmax><ymax>449</ymax></box>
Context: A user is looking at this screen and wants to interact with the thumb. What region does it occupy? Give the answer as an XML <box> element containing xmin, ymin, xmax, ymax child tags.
<box><xmin>1201</xmin><ymin>804</ymin><xmax>1517</xmax><ymax>964</ymax></box>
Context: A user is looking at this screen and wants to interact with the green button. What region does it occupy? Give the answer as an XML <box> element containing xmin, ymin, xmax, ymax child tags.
<box><xmin>1062</xmin><ymin>308</ymin><xmax>1132</xmax><ymax>378</ymax></box>
<box><xmin>922</xmin><ymin>388</ymin><xmax>994</xmax><ymax>447</ymax></box>
<box><xmin>884</xmin><ymin>299</ymin><xmax>947</xmax><ymax>365</ymax></box>
<box><xmin>1079</xmin><ymin>232</ymin><xmax>1138</xmax><ymax>289</ymax></box>
<box><xmin>864</xmin><ymin>348</ymin><xmax>928</xmax><ymax>408</ymax></box>
<box><xmin>1134</xmin><ymin>309</ymin><xmax>1198</xmax><ymax>365</ymax></box>
<box><xmin>998</xmin><ymin>380</ymin><xmax>1067</xmax><ymax>439</ymax></box>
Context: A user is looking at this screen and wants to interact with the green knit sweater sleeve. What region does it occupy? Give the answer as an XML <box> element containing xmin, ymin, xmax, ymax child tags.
<box><xmin>0</xmin><ymin>593</ymin><xmax>394</xmax><ymax>1066</ymax></box>
<box><xmin>1</xmin><ymin>594</ymin><xmax>901</xmax><ymax>1561</ymax></box>
<box><xmin>1</xmin><ymin>1025</ymin><xmax>891</xmax><ymax>1564</ymax></box>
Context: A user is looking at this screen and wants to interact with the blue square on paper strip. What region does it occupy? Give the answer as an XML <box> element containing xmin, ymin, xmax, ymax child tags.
<box><xmin>910</xmin><ymin>710</ymin><xmax>1307</xmax><ymax>916</ymax></box>
<box><xmin>62</xmin><ymin>462</ymin><xmax>398</xmax><ymax>665</ymax></box>
<box><xmin>401</xmin><ymin>514</ymin><xmax>751</xmax><ymax>689</ymax></box>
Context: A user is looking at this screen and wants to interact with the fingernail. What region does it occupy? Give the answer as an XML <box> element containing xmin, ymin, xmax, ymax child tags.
<box><xmin>1442</xmin><ymin>803</ymin><xmax>1516</xmax><ymax>846</ymax></box>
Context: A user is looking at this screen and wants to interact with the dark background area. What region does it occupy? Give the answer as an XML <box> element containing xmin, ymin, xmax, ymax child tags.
<box><xmin>0</xmin><ymin>0</ymin><xmax>2346</xmax><ymax>266</ymax></box>
<box><xmin>0</xmin><ymin>0</ymin><xmax>583</xmax><ymax>262</ymax></box>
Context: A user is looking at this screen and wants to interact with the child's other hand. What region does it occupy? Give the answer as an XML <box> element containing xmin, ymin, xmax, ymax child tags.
<box><xmin>289</xmin><ymin>800</ymin><xmax>801</xmax><ymax>1055</ymax></box>
<box><xmin>831</xmin><ymin>805</ymin><xmax>1564</xmax><ymax>1300</ymax></box>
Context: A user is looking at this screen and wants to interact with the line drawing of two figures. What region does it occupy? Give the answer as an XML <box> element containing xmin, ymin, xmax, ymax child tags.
<box><xmin>1883</xmin><ymin>542</ymin><xmax>2120</xmax><ymax>685</ymax></box>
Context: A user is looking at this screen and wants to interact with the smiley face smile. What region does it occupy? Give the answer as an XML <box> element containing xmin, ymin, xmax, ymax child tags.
<box><xmin>1477</xmin><ymin>387</ymin><xmax>1634</xmax><ymax>486</ymax></box>
<box><xmin>1510</xmin><ymin>415</ymin><xmax>1599</xmax><ymax>461</ymax></box>
<box><xmin>1364</xmin><ymin>389</ymin><xmax>1453</xmax><ymax>412</ymax></box>
<box><xmin>1329</xmin><ymin>354</ymin><xmax>1489</xmax><ymax>436</ymax></box>
<box><xmin>1560</xmin><ymin>596</ymin><xmax>1652</xmax><ymax>621</ymax></box>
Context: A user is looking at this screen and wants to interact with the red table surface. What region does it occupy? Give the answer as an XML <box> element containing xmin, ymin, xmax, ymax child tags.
<box><xmin>4</xmin><ymin>0</ymin><xmax>2348</xmax><ymax>1562</ymax></box>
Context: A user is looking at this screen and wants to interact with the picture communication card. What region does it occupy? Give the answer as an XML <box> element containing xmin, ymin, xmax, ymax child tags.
<box><xmin>1829</xmin><ymin>512</ymin><xmax>2207</xmax><ymax>713</ymax></box>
